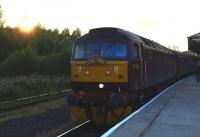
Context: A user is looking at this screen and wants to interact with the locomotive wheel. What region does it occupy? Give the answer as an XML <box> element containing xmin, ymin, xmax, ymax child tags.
<box><xmin>67</xmin><ymin>92</ymin><xmax>87</xmax><ymax>122</ymax></box>
<box><xmin>105</xmin><ymin>92</ymin><xmax>133</xmax><ymax>125</ymax></box>
<box><xmin>105</xmin><ymin>106</ymin><xmax>133</xmax><ymax>125</ymax></box>
<box><xmin>106</xmin><ymin>107</ymin><xmax>125</xmax><ymax>125</ymax></box>
<box><xmin>123</xmin><ymin>106</ymin><xmax>133</xmax><ymax>117</ymax></box>
<box><xmin>91</xmin><ymin>106</ymin><xmax>105</xmax><ymax>125</ymax></box>
<box><xmin>91</xmin><ymin>96</ymin><xmax>105</xmax><ymax>125</ymax></box>
<box><xmin>69</xmin><ymin>106</ymin><xmax>87</xmax><ymax>122</ymax></box>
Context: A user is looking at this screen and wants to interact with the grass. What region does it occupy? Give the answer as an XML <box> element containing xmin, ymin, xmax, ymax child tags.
<box><xmin>0</xmin><ymin>74</ymin><xmax>71</xmax><ymax>111</ymax></box>
<box><xmin>0</xmin><ymin>74</ymin><xmax>70</xmax><ymax>102</ymax></box>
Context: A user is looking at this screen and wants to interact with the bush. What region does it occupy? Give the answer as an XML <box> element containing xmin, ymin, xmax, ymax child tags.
<box><xmin>36</xmin><ymin>49</ymin><xmax>71</xmax><ymax>75</ymax></box>
<box><xmin>0</xmin><ymin>48</ymin><xmax>37</xmax><ymax>76</ymax></box>
<box><xmin>0</xmin><ymin>43</ymin><xmax>72</xmax><ymax>76</ymax></box>
<box><xmin>0</xmin><ymin>74</ymin><xmax>69</xmax><ymax>101</ymax></box>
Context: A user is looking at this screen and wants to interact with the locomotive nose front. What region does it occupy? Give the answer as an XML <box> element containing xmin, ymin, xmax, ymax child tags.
<box><xmin>71</xmin><ymin>42</ymin><xmax>129</xmax><ymax>84</ymax></box>
<box><xmin>71</xmin><ymin>60</ymin><xmax>128</xmax><ymax>83</ymax></box>
<box><xmin>69</xmin><ymin>40</ymin><xmax>130</xmax><ymax>124</ymax></box>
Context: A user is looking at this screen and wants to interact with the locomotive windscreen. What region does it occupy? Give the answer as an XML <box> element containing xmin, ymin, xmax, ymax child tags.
<box><xmin>73</xmin><ymin>42</ymin><xmax>128</xmax><ymax>60</ymax></box>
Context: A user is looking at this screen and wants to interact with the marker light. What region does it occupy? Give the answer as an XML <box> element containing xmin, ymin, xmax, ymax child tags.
<box><xmin>99</xmin><ymin>83</ymin><xmax>104</xmax><ymax>89</ymax></box>
<box><xmin>105</xmin><ymin>70</ymin><xmax>111</xmax><ymax>76</ymax></box>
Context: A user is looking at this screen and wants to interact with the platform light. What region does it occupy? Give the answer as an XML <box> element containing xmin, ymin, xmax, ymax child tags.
<box><xmin>99</xmin><ymin>83</ymin><xmax>104</xmax><ymax>89</ymax></box>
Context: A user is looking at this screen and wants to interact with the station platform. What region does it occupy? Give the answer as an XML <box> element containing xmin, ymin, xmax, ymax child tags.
<box><xmin>102</xmin><ymin>75</ymin><xmax>200</xmax><ymax>137</ymax></box>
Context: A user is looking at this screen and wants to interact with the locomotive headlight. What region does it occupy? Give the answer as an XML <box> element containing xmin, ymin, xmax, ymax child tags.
<box><xmin>105</xmin><ymin>70</ymin><xmax>111</xmax><ymax>76</ymax></box>
<box><xmin>99</xmin><ymin>83</ymin><xmax>104</xmax><ymax>89</ymax></box>
<box><xmin>85</xmin><ymin>70</ymin><xmax>90</xmax><ymax>76</ymax></box>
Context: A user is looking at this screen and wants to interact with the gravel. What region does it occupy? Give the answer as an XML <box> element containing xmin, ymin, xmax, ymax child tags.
<box><xmin>0</xmin><ymin>98</ymin><xmax>72</xmax><ymax>137</ymax></box>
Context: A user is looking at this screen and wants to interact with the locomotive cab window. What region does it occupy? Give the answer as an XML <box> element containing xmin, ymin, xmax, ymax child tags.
<box><xmin>74</xmin><ymin>44</ymin><xmax>84</xmax><ymax>59</ymax></box>
<box><xmin>73</xmin><ymin>42</ymin><xmax>128</xmax><ymax>60</ymax></box>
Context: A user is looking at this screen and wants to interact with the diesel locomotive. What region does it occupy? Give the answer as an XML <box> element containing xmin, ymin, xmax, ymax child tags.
<box><xmin>67</xmin><ymin>27</ymin><xmax>198</xmax><ymax>125</ymax></box>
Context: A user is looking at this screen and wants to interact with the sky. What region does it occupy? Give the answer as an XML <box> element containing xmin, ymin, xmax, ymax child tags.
<box><xmin>0</xmin><ymin>0</ymin><xmax>200</xmax><ymax>51</ymax></box>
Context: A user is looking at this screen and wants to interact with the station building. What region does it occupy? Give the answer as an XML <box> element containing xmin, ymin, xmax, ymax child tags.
<box><xmin>188</xmin><ymin>33</ymin><xmax>200</xmax><ymax>54</ymax></box>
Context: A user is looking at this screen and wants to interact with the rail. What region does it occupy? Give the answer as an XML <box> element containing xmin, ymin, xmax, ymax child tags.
<box><xmin>0</xmin><ymin>89</ymin><xmax>72</xmax><ymax>111</ymax></box>
<box><xmin>57</xmin><ymin>120</ymin><xmax>91</xmax><ymax>137</ymax></box>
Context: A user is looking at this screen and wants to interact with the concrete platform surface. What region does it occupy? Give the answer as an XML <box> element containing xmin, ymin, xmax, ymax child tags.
<box><xmin>102</xmin><ymin>76</ymin><xmax>200</xmax><ymax>137</ymax></box>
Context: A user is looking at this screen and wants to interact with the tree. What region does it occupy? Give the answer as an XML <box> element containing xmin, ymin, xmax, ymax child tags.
<box><xmin>1</xmin><ymin>48</ymin><xmax>37</xmax><ymax>76</ymax></box>
<box><xmin>0</xmin><ymin>5</ymin><xmax>4</xmax><ymax>28</ymax></box>
<box><xmin>0</xmin><ymin>26</ymin><xmax>20</xmax><ymax>62</ymax></box>
<box><xmin>71</xmin><ymin>28</ymin><xmax>81</xmax><ymax>41</ymax></box>
<box><xmin>0</xmin><ymin>13</ymin><xmax>78</xmax><ymax>76</ymax></box>
<box><xmin>60</xmin><ymin>28</ymin><xmax>70</xmax><ymax>44</ymax></box>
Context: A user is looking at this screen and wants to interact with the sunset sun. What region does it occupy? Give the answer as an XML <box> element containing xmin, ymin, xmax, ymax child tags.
<box><xmin>18</xmin><ymin>16</ymin><xmax>35</xmax><ymax>33</ymax></box>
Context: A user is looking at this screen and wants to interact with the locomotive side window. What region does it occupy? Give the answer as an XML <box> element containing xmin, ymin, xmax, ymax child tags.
<box><xmin>132</xmin><ymin>44</ymin><xmax>139</xmax><ymax>58</ymax></box>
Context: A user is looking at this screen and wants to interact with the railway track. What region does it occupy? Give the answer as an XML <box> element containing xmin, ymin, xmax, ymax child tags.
<box><xmin>0</xmin><ymin>89</ymin><xmax>71</xmax><ymax>111</ymax></box>
<box><xmin>57</xmin><ymin>120</ymin><xmax>111</xmax><ymax>137</ymax></box>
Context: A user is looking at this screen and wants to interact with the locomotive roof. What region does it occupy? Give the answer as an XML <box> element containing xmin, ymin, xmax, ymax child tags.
<box><xmin>75</xmin><ymin>27</ymin><xmax>142</xmax><ymax>43</ymax></box>
<box><xmin>75</xmin><ymin>27</ymin><xmax>173</xmax><ymax>54</ymax></box>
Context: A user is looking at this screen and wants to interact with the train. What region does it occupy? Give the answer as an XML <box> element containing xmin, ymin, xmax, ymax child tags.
<box><xmin>67</xmin><ymin>27</ymin><xmax>199</xmax><ymax>125</ymax></box>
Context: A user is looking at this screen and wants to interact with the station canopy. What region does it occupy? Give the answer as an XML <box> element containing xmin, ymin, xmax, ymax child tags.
<box><xmin>188</xmin><ymin>33</ymin><xmax>200</xmax><ymax>54</ymax></box>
